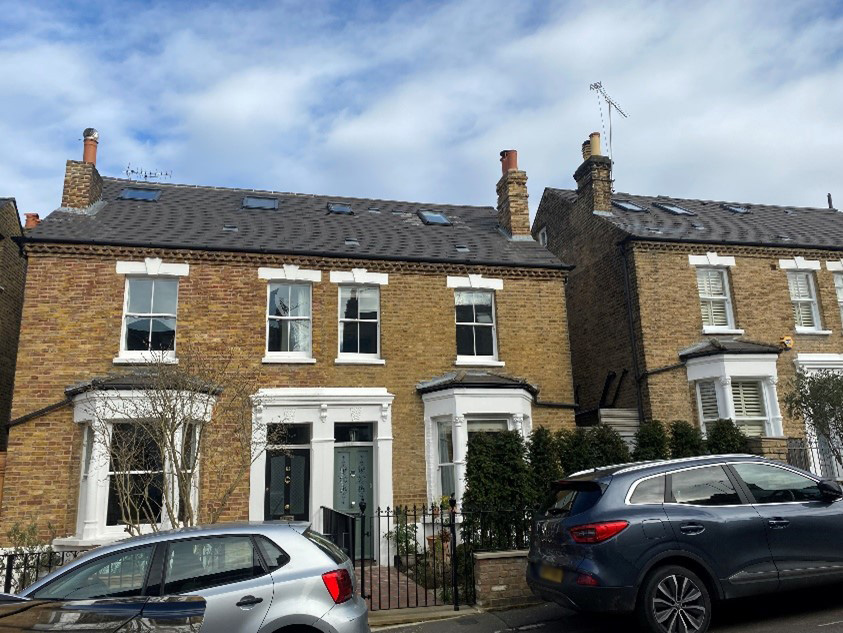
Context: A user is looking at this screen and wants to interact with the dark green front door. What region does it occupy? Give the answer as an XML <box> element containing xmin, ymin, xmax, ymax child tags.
<box><xmin>334</xmin><ymin>446</ymin><xmax>373</xmax><ymax>558</ymax></box>
<box><xmin>265</xmin><ymin>449</ymin><xmax>310</xmax><ymax>521</ymax></box>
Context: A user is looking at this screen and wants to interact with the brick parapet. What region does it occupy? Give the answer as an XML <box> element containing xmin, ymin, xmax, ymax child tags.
<box><xmin>473</xmin><ymin>550</ymin><xmax>539</xmax><ymax>608</ymax></box>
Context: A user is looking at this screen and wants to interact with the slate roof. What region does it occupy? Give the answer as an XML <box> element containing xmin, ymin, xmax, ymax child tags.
<box><xmin>416</xmin><ymin>370</ymin><xmax>539</xmax><ymax>395</ymax></box>
<box><xmin>26</xmin><ymin>178</ymin><xmax>567</xmax><ymax>269</ymax></box>
<box><xmin>547</xmin><ymin>188</ymin><xmax>843</xmax><ymax>251</ymax></box>
<box><xmin>678</xmin><ymin>338</ymin><xmax>781</xmax><ymax>360</ymax></box>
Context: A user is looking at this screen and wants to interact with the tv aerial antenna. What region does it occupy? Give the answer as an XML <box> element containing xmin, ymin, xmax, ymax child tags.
<box><xmin>125</xmin><ymin>163</ymin><xmax>172</xmax><ymax>182</ymax></box>
<box><xmin>589</xmin><ymin>81</ymin><xmax>628</xmax><ymax>161</ymax></box>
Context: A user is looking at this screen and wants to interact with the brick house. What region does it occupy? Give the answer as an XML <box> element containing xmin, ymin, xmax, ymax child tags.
<box><xmin>0</xmin><ymin>198</ymin><xmax>26</xmax><ymax>446</ymax></box>
<box><xmin>533</xmin><ymin>133</ymin><xmax>843</xmax><ymax>468</ymax></box>
<box><xmin>2</xmin><ymin>132</ymin><xmax>576</xmax><ymax>548</ymax></box>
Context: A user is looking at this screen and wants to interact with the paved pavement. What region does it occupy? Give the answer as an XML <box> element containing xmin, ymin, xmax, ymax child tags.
<box><xmin>374</xmin><ymin>583</ymin><xmax>843</xmax><ymax>632</ymax></box>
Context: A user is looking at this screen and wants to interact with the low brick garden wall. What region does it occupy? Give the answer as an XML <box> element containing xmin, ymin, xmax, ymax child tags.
<box><xmin>474</xmin><ymin>549</ymin><xmax>540</xmax><ymax>609</ymax></box>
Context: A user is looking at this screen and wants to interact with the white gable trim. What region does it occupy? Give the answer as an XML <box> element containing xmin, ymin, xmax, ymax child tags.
<box><xmin>116</xmin><ymin>258</ymin><xmax>189</xmax><ymax>277</ymax></box>
<box><xmin>258</xmin><ymin>265</ymin><xmax>322</xmax><ymax>283</ymax></box>
<box><xmin>446</xmin><ymin>275</ymin><xmax>504</xmax><ymax>291</ymax></box>
<box><xmin>688</xmin><ymin>252</ymin><xmax>736</xmax><ymax>268</ymax></box>
<box><xmin>329</xmin><ymin>268</ymin><xmax>388</xmax><ymax>285</ymax></box>
<box><xmin>826</xmin><ymin>260</ymin><xmax>843</xmax><ymax>272</ymax></box>
<box><xmin>779</xmin><ymin>257</ymin><xmax>820</xmax><ymax>271</ymax></box>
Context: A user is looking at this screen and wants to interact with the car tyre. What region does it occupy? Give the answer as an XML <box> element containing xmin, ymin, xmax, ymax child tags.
<box><xmin>637</xmin><ymin>565</ymin><xmax>712</xmax><ymax>633</ymax></box>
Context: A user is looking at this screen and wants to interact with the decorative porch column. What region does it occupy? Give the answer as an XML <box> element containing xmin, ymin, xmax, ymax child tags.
<box><xmin>452</xmin><ymin>415</ymin><xmax>468</xmax><ymax>504</ymax></box>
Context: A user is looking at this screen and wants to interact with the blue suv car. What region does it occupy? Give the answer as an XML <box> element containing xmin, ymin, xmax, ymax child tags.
<box><xmin>527</xmin><ymin>454</ymin><xmax>843</xmax><ymax>633</ymax></box>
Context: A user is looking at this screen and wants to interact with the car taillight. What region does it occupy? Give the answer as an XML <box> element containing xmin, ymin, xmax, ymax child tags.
<box><xmin>569</xmin><ymin>521</ymin><xmax>629</xmax><ymax>544</ymax></box>
<box><xmin>322</xmin><ymin>569</ymin><xmax>353</xmax><ymax>604</ymax></box>
<box><xmin>576</xmin><ymin>573</ymin><xmax>600</xmax><ymax>586</ymax></box>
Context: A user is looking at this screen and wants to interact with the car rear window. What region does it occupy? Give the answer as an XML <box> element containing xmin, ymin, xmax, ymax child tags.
<box><xmin>544</xmin><ymin>485</ymin><xmax>603</xmax><ymax>517</ymax></box>
<box><xmin>304</xmin><ymin>529</ymin><xmax>348</xmax><ymax>564</ymax></box>
<box><xmin>629</xmin><ymin>476</ymin><xmax>666</xmax><ymax>504</ymax></box>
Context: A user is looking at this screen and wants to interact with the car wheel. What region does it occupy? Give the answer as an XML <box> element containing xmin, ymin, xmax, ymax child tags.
<box><xmin>637</xmin><ymin>565</ymin><xmax>712</xmax><ymax>633</ymax></box>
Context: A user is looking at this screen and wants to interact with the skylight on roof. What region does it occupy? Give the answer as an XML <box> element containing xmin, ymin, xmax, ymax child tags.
<box><xmin>455</xmin><ymin>244</ymin><xmax>470</xmax><ymax>253</ymax></box>
<box><xmin>119</xmin><ymin>188</ymin><xmax>161</xmax><ymax>201</ymax></box>
<box><xmin>721</xmin><ymin>203</ymin><xmax>750</xmax><ymax>214</ymax></box>
<box><xmin>222</xmin><ymin>223</ymin><xmax>238</xmax><ymax>232</ymax></box>
<box><xmin>418</xmin><ymin>210</ymin><xmax>452</xmax><ymax>226</ymax></box>
<box><xmin>368</xmin><ymin>206</ymin><xmax>381</xmax><ymax>213</ymax></box>
<box><xmin>344</xmin><ymin>237</ymin><xmax>359</xmax><ymax>246</ymax></box>
<box><xmin>328</xmin><ymin>202</ymin><xmax>353</xmax><ymax>214</ymax></box>
<box><xmin>653</xmin><ymin>202</ymin><xmax>695</xmax><ymax>216</ymax></box>
<box><xmin>242</xmin><ymin>196</ymin><xmax>278</xmax><ymax>210</ymax></box>
<box><xmin>612</xmin><ymin>200</ymin><xmax>646</xmax><ymax>212</ymax></box>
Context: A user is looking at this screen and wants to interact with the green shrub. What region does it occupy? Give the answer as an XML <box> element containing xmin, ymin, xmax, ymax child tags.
<box><xmin>557</xmin><ymin>425</ymin><xmax>630</xmax><ymax>476</ymax></box>
<box><xmin>706</xmin><ymin>418</ymin><xmax>748</xmax><ymax>454</ymax></box>
<box><xmin>527</xmin><ymin>426</ymin><xmax>561</xmax><ymax>506</ymax></box>
<box><xmin>632</xmin><ymin>420</ymin><xmax>669</xmax><ymax>461</ymax></box>
<box><xmin>669</xmin><ymin>420</ymin><xmax>706</xmax><ymax>458</ymax></box>
<box><xmin>462</xmin><ymin>430</ymin><xmax>530</xmax><ymax>511</ymax></box>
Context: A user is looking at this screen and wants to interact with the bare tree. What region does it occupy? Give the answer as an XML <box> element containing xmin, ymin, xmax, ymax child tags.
<box><xmin>785</xmin><ymin>368</ymin><xmax>843</xmax><ymax>470</ymax></box>
<box><xmin>84</xmin><ymin>345</ymin><xmax>274</xmax><ymax>535</ymax></box>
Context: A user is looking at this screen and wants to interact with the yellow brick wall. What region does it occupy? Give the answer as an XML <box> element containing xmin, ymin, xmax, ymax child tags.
<box><xmin>3</xmin><ymin>245</ymin><xmax>575</xmax><ymax>541</ymax></box>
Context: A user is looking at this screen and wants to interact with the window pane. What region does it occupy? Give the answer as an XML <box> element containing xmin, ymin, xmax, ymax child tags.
<box><xmin>474</xmin><ymin>325</ymin><xmax>494</xmax><ymax>356</ymax></box>
<box><xmin>339</xmin><ymin>287</ymin><xmax>357</xmax><ymax>319</ymax></box>
<box><xmin>793</xmin><ymin>301</ymin><xmax>815</xmax><ymax>328</ymax></box>
<box><xmin>456</xmin><ymin>324</ymin><xmax>474</xmax><ymax>355</ymax></box>
<box><xmin>150</xmin><ymin>318</ymin><xmax>176</xmax><ymax>351</ymax></box>
<box><xmin>474</xmin><ymin>292</ymin><xmax>493</xmax><ymax>324</ymax></box>
<box><xmin>698</xmin><ymin>381</ymin><xmax>719</xmax><ymax>422</ymax></box>
<box><xmin>340</xmin><ymin>322</ymin><xmax>358</xmax><ymax>353</ymax></box>
<box><xmin>440</xmin><ymin>465</ymin><xmax>455</xmax><ymax>497</ymax></box>
<box><xmin>127</xmin><ymin>278</ymin><xmax>153</xmax><ymax>314</ymax></box>
<box><xmin>671</xmin><ymin>466</ymin><xmax>741</xmax><ymax>506</ymax></box>
<box><xmin>467</xmin><ymin>420</ymin><xmax>508</xmax><ymax>433</ymax></box>
<box><xmin>126</xmin><ymin>317</ymin><xmax>151</xmax><ymax>350</ymax></box>
<box><xmin>357</xmin><ymin>288</ymin><xmax>379</xmax><ymax>320</ymax></box>
<box><xmin>334</xmin><ymin>423</ymin><xmax>373</xmax><ymax>443</ymax></box>
<box><xmin>438</xmin><ymin>423</ymin><xmax>453</xmax><ymax>463</ymax></box>
<box><xmin>289</xmin><ymin>284</ymin><xmax>310</xmax><ymax>317</ymax></box>
<box><xmin>835</xmin><ymin>274</ymin><xmax>843</xmax><ymax>301</ymax></box>
<box><xmin>732</xmin><ymin>381</ymin><xmax>765</xmax><ymax>417</ymax></box>
<box><xmin>358</xmin><ymin>322</ymin><xmax>377</xmax><ymax>354</ymax></box>
<box><xmin>107</xmin><ymin>473</ymin><xmax>164</xmax><ymax>526</ymax></box>
<box><xmin>255</xmin><ymin>536</ymin><xmax>288</xmax><ymax>571</ymax></box>
<box><xmin>289</xmin><ymin>320</ymin><xmax>311</xmax><ymax>352</ymax></box>
<box><xmin>32</xmin><ymin>546</ymin><xmax>154</xmax><ymax>600</ymax></box>
<box><xmin>733</xmin><ymin>463</ymin><xmax>823</xmax><ymax>504</ymax></box>
<box><xmin>267</xmin><ymin>319</ymin><xmax>283</xmax><ymax>352</ymax></box>
<box><xmin>787</xmin><ymin>272</ymin><xmax>812</xmax><ymax>300</ymax></box>
<box><xmin>630</xmin><ymin>476</ymin><xmax>665</xmax><ymax>504</ymax></box>
<box><xmin>152</xmin><ymin>279</ymin><xmax>178</xmax><ymax>314</ymax></box>
<box><xmin>455</xmin><ymin>291</ymin><xmax>473</xmax><ymax>323</ymax></box>
<box><xmin>164</xmin><ymin>536</ymin><xmax>263</xmax><ymax>594</ymax></box>
<box><xmin>269</xmin><ymin>284</ymin><xmax>291</xmax><ymax>317</ymax></box>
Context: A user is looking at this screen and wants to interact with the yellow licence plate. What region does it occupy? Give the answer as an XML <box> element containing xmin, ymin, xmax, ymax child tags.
<box><xmin>539</xmin><ymin>565</ymin><xmax>564</xmax><ymax>583</ymax></box>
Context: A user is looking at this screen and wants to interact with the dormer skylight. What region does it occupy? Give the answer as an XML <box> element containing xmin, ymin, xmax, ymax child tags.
<box><xmin>418</xmin><ymin>210</ymin><xmax>452</xmax><ymax>226</ymax></box>
<box><xmin>653</xmin><ymin>201</ymin><xmax>695</xmax><ymax>216</ymax></box>
<box><xmin>721</xmin><ymin>203</ymin><xmax>750</xmax><ymax>214</ymax></box>
<box><xmin>328</xmin><ymin>202</ymin><xmax>353</xmax><ymax>215</ymax></box>
<box><xmin>119</xmin><ymin>188</ymin><xmax>161</xmax><ymax>201</ymax></box>
<box><xmin>612</xmin><ymin>200</ymin><xmax>646</xmax><ymax>212</ymax></box>
<box><xmin>242</xmin><ymin>196</ymin><xmax>278</xmax><ymax>210</ymax></box>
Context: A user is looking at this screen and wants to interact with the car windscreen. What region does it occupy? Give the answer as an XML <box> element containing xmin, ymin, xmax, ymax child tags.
<box><xmin>543</xmin><ymin>481</ymin><xmax>604</xmax><ymax>517</ymax></box>
<box><xmin>304</xmin><ymin>529</ymin><xmax>348</xmax><ymax>564</ymax></box>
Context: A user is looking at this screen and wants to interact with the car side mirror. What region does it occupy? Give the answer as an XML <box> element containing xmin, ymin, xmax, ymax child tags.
<box><xmin>818</xmin><ymin>479</ymin><xmax>843</xmax><ymax>502</ymax></box>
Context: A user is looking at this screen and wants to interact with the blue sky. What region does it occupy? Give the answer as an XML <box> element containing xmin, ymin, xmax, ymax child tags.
<box><xmin>1</xmin><ymin>0</ymin><xmax>842</xmax><ymax>220</ymax></box>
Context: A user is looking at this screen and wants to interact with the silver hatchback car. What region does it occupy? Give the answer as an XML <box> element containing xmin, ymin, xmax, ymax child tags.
<box><xmin>20</xmin><ymin>522</ymin><xmax>369</xmax><ymax>633</ymax></box>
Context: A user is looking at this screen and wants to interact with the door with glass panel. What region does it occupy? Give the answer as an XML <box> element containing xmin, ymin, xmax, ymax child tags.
<box><xmin>265</xmin><ymin>424</ymin><xmax>311</xmax><ymax>521</ymax></box>
<box><xmin>334</xmin><ymin>424</ymin><xmax>374</xmax><ymax>558</ymax></box>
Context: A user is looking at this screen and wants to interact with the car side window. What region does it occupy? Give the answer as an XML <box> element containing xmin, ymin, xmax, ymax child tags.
<box><xmin>255</xmin><ymin>535</ymin><xmax>289</xmax><ymax>571</ymax></box>
<box><xmin>670</xmin><ymin>465</ymin><xmax>742</xmax><ymax>506</ymax></box>
<box><xmin>629</xmin><ymin>476</ymin><xmax>665</xmax><ymax>504</ymax></box>
<box><xmin>31</xmin><ymin>546</ymin><xmax>154</xmax><ymax>600</ymax></box>
<box><xmin>733</xmin><ymin>463</ymin><xmax>824</xmax><ymax>504</ymax></box>
<box><xmin>163</xmin><ymin>536</ymin><xmax>264</xmax><ymax>594</ymax></box>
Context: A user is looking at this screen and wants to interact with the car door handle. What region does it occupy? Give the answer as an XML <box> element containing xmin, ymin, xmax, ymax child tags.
<box><xmin>679</xmin><ymin>523</ymin><xmax>705</xmax><ymax>535</ymax></box>
<box><xmin>236</xmin><ymin>595</ymin><xmax>264</xmax><ymax>608</ymax></box>
<box><xmin>767</xmin><ymin>518</ymin><xmax>790</xmax><ymax>529</ymax></box>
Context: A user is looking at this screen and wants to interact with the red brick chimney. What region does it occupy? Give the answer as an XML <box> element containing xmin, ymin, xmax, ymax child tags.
<box><xmin>61</xmin><ymin>128</ymin><xmax>103</xmax><ymax>208</ymax></box>
<box><xmin>24</xmin><ymin>213</ymin><xmax>41</xmax><ymax>229</ymax></box>
<box><xmin>496</xmin><ymin>149</ymin><xmax>531</xmax><ymax>237</ymax></box>
<box><xmin>573</xmin><ymin>132</ymin><xmax>611</xmax><ymax>213</ymax></box>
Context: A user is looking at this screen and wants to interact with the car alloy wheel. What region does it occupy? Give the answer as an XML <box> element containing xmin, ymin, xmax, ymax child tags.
<box><xmin>638</xmin><ymin>565</ymin><xmax>711</xmax><ymax>633</ymax></box>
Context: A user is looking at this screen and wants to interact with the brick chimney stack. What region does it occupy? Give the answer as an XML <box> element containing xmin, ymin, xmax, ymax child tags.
<box><xmin>496</xmin><ymin>149</ymin><xmax>531</xmax><ymax>237</ymax></box>
<box><xmin>573</xmin><ymin>132</ymin><xmax>612</xmax><ymax>213</ymax></box>
<box><xmin>23</xmin><ymin>213</ymin><xmax>41</xmax><ymax>229</ymax></box>
<box><xmin>61</xmin><ymin>128</ymin><xmax>103</xmax><ymax>209</ymax></box>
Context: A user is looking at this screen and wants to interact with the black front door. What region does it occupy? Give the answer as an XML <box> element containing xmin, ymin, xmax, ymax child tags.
<box><xmin>265</xmin><ymin>449</ymin><xmax>310</xmax><ymax>521</ymax></box>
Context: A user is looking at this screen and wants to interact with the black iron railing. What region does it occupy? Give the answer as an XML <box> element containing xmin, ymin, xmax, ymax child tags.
<box><xmin>787</xmin><ymin>438</ymin><xmax>843</xmax><ymax>480</ymax></box>
<box><xmin>1</xmin><ymin>551</ymin><xmax>82</xmax><ymax>594</ymax></box>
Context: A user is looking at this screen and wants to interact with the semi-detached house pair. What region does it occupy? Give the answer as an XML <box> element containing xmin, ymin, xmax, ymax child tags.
<box><xmin>1</xmin><ymin>134</ymin><xmax>575</xmax><ymax>548</ymax></box>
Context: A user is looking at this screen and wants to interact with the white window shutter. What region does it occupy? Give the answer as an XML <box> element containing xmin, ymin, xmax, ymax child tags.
<box><xmin>698</xmin><ymin>382</ymin><xmax>720</xmax><ymax>422</ymax></box>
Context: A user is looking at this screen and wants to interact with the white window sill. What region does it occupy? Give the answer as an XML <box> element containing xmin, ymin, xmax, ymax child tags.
<box><xmin>113</xmin><ymin>355</ymin><xmax>179</xmax><ymax>365</ymax></box>
<box><xmin>335</xmin><ymin>356</ymin><xmax>386</xmax><ymax>365</ymax></box>
<box><xmin>702</xmin><ymin>327</ymin><xmax>745</xmax><ymax>335</ymax></box>
<box><xmin>795</xmin><ymin>328</ymin><xmax>833</xmax><ymax>336</ymax></box>
<box><xmin>455</xmin><ymin>358</ymin><xmax>505</xmax><ymax>367</ymax></box>
<box><xmin>262</xmin><ymin>356</ymin><xmax>317</xmax><ymax>364</ymax></box>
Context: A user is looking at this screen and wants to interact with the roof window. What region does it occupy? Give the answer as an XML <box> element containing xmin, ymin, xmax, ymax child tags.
<box><xmin>344</xmin><ymin>238</ymin><xmax>359</xmax><ymax>246</ymax></box>
<box><xmin>417</xmin><ymin>210</ymin><xmax>452</xmax><ymax>226</ymax></box>
<box><xmin>721</xmin><ymin>203</ymin><xmax>750</xmax><ymax>214</ymax></box>
<box><xmin>455</xmin><ymin>244</ymin><xmax>470</xmax><ymax>253</ymax></box>
<box><xmin>242</xmin><ymin>196</ymin><xmax>278</xmax><ymax>210</ymax></box>
<box><xmin>222</xmin><ymin>224</ymin><xmax>238</xmax><ymax>232</ymax></box>
<box><xmin>368</xmin><ymin>206</ymin><xmax>381</xmax><ymax>214</ymax></box>
<box><xmin>119</xmin><ymin>188</ymin><xmax>161</xmax><ymax>201</ymax></box>
<box><xmin>328</xmin><ymin>202</ymin><xmax>353</xmax><ymax>215</ymax></box>
<box><xmin>653</xmin><ymin>202</ymin><xmax>695</xmax><ymax>216</ymax></box>
<box><xmin>612</xmin><ymin>200</ymin><xmax>646</xmax><ymax>212</ymax></box>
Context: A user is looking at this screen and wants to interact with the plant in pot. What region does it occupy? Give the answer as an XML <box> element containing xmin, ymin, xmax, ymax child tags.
<box><xmin>385</xmin><ymin>508</ymin><xmax>419</xmax><ymax>571</ymax></box>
